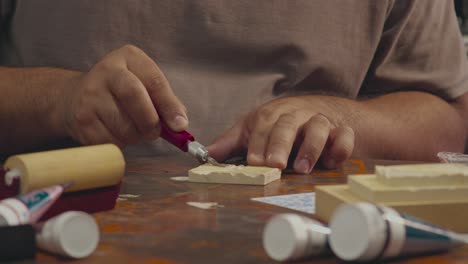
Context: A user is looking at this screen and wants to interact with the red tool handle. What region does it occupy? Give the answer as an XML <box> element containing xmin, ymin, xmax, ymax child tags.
<box><xmin>160</xmin><ymin>121</ymin><xmax>194</xmax><ymax>152</ymax></box>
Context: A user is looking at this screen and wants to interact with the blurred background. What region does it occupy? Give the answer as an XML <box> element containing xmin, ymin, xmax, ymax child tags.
<box><xmin>455</xmin><ymin>0</ymin><xmax>468</xmax><ymax>51</ymax></box>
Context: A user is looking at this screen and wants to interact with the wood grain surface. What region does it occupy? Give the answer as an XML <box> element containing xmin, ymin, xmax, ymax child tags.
<box><xmin>31</xmin><ymin>154</ymin><xmax>468</xmax><ymax>263</ymax></box>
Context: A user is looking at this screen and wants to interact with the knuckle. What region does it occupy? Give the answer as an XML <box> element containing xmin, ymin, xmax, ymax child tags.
<box><xmin>146</xmin><ymin>75</ymin><xmax>167</xmax><ymax>91</ymax></box>
<box><xmin>341</xmin><ymin>126</ymin><xmax>355</xmax><ymax>138</ymax></box>
<box><xmin>92</xmin><ymin>60</ymin><xmax>114</xmax><ymax>74</ymax></box>
<box><xmin>251</xmin><ymin>126</ymin><xmax>269</xmax><ymax>139</ymax></box>
<box><xmin>276</xmin><ymin>115</ymin><xmax>299</xmax><ymax>131</ymax></box>
<box><xmin>80</xmin><ymin>80</ymin><xmax>100</xmax><ymax>96</ymax></box>
<box><xmin>120</xmin><ymin>44</ymin><xmax>142</xmax><ymax>56</ymax></box>
<box><xmin>313</xmin><ymin>114</ymin><xmax>331</xmax><ymax>127</ymax></box>
<box><xmin>255</xmin><ymin>107</ymin><xmax>276</xmax><ymax>123</ymax></box>
<box><xmin>140</xmin><ymin>117</ymin><xmax>159</xmax><ymax>134</ymax></box>
<box><xmin>73</xmin><ymin>108</ymin><xmax>94</xmax><ymax>127</ymax></box>
<box><xmin>113</xmin><ymin>76</ymin><xmax>141</xmax><ymax>100</ymax></box>
<box><xmin>332</xmin><ymin>126</ymin><xmax>355</xmax><ymax>157</ymax></box>
<box><xmin>303</xmin><ymin>117</ymin><xmax>330</xmax><ymax>135</ymax></box>
<box><xmin>115</xmin><ymin>85</ymin><xmax>137</xmax><ymax>100</ymax></box>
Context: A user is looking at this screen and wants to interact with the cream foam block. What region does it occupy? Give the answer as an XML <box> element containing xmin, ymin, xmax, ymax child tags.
<box><xmin>188</xmin><ymin>164</ymin><xmax>281</xmax><ymax>185</ymax></box>
<box><xmin>375</xmin><ymin>163</ymin><xmax>468</xmax><ymax>187</ymax></box>
<box><xmin>4</xmin><ymin>144</ymin><xmax>125</xmax><ymax>193</ymax></box>
<box><xmin>348</xmin><ymin>174</ymin><xmax>468</xmax><ymax>203</ymax></box>
<box><xmin>316</xmin><ymin>163</ymin><xmax>468</xmax><ymax>232</ymax></box>
<box><xmin>315</xmin><ymin>184</ymin><xmax>468</xmax><ymax>232</ymax></box>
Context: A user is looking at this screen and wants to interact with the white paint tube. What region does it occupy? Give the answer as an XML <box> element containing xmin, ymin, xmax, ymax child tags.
<box><xmin>329</xmin><ymin>202</ymin><xmax>466</xmax><ymax>262</ymax></box>
<box><xmin>262</xmin><ymin>213</ymin><xmax>330</xmax><ymax>261</ymax></box>
<box><xmin>36</xmin><ymin>211</ymin><xmax>99</xmax><ymax>259</ymax></box>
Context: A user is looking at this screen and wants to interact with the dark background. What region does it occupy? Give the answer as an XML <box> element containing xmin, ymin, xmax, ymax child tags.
<box><xmin>455</xmin><ymin>0</ymin><xmax>468</xmax><ymax>33</ymax></box>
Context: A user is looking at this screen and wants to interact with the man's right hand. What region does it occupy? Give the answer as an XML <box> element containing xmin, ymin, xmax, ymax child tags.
<box><xmin>53</xmin><ymin>45</ymin><xmax>188</xmax><ymax>147</ymax></box>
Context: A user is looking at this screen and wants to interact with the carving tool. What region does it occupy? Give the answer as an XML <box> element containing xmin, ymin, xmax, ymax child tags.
<box><xmin>160</xmin><ymin>122</ymin><xmax>224</xmax><ymax>166</ymax></box>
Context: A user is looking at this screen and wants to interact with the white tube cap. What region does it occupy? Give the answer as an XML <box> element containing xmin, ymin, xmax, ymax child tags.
<box><xmin>36</xmin><ymin>211</ymin><xmax>99</xmax><ymax>259</ymax></box>
<box><xmin>263</xmin><ymin>214</ymin><xmax>328</xmax><ymax>261</ymax></box>
<box><xmin>329</xmin><ymin>203</ymin><xmax>386</xmax><ymax>261</ymax></box>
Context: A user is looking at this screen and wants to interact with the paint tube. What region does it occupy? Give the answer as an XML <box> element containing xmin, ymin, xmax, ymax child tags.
<box><xmin>36</xmin><ymin>211</ymin><xmax>99</xmax><ymax>259</ymax></box>
<box><xmin>0</xmin><ymin>182</ymin><xmax>71</xmax><ymax>226</ymax></box>
<box><xmin>329</xmin><ymin>202</ymin><xmax>466</xmax><ymax>262</ymax></box>
<box><xmin>262</xmin><ymin>213</ymin><xmax>330</xmax><ymax>261</ymax></box>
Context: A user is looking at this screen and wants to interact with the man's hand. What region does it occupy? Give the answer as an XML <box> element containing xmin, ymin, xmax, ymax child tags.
<box><xmin>53</xmin><ymin>45</ymin><xmax>188</xmax><ymax>147</ymax></box>
<box><xmin>208</xmin><ymin>96</ymin><xmax>355</xmax><ymax>174</ymax></box>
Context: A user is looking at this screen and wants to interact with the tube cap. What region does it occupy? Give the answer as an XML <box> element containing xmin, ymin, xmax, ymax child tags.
<box><xmin>36</xmin><ymin>211</ymin><xmax>99</xmax><ymax>259</ymax></box>
<box><xmin>0</xmin><ymin>198</ymin><xmax>30</xmax><ymax>225</ymax></box>
<box><xmin>263</xmin><ymin>214</ymin><xmax>328</xmax><ymax>261</ymax></box>
<box><xmin>329</xmin><ymin>203</ymin><xmax>387</xmax><ymax>261</ymax></box>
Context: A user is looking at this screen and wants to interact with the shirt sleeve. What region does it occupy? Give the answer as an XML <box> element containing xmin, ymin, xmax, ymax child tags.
<box><xmin>360</xmin><ymin>0</ymin><xmax>468</xmax><ymax>101</ymax></box>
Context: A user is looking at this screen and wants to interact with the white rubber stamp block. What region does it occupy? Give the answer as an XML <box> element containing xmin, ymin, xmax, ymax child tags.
<box><xmin>188</xmin><ymin>164</ymin><xmax>281</xmax><ymax>185</ymax></box>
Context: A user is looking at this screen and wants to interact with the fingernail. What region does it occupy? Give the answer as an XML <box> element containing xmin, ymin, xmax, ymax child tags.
<box><xmin>267</xmin><ymin>153</ymin><xmax>287</xmax><ymax>169</ymax></box>
<box><xmin>295</xmin><ymin>158</ymin><xmax>311</xmax><ymax>174</ymax></box>
<box><xmin>248</xmin><ymin>153</ymin><xmax>264</xmax><ymax>164</ymax></box>
<box><xmin>174</xmin><ymin>115</ymin><xmax>188</xmax><ymax>128</ymax></box>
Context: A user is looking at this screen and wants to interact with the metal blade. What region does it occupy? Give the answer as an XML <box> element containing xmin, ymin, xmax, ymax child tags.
<box><xmin>207</xmin><ymin>157</ymin><xmax>229</xmax><ymax>167</ymax></box>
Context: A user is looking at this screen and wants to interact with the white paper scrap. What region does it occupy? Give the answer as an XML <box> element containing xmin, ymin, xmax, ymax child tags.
<box><xmin>186</xmin><ymin>202</ymin><xmax>223</xmax><ymax>210</ymax></box>
<box><xmin>170</xmin><ymin>176</ymin><xmax>189</xmax><ymax>181</ymax></box>
<box><xmin>251</xmin><ymin>192</ymin><xmax>315</xmax><ymax>214</ymax></box>
<box><xmin>118</xmin><ymin>194</ymin><xmax>141</xmax><ymax>199</ymax></box>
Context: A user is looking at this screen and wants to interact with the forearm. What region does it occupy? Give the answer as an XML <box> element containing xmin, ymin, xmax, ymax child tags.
<box><xmin>0</xmin><ymin>67</ymin><xmax>80</xmax><ymax>155</ymax></box>
<box><xmin>330</xmin><ymin>91</ymin><xmax>466</xmax><ymax>161</ymax></box>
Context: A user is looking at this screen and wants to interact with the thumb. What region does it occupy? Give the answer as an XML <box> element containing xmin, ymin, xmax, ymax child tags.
<box><xmin>207</xmin><ymin>121</ymin><xmax>246</xmax><ymax>162</ymax></box>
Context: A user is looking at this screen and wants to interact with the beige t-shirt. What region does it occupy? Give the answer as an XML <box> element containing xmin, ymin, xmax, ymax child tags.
<box><xmin>1</xmin><ymin>1</ymin><xmax>467</xmax><ymax>156</ymax></box>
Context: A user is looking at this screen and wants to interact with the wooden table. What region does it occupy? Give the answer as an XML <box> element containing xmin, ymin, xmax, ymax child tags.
<box><xmin>34</xmin><ymin>154</ymin><xmax>468</xmax><ymax>263</ymax></box>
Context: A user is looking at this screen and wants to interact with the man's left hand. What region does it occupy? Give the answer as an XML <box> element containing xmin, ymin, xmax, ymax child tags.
<box><xmin>207</xmin><ymin>96</ymin><xmax>355</xmax><ymax>174</ymax></box>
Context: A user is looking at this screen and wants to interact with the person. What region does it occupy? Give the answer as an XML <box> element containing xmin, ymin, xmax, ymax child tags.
<box><xmin>0</xmin><ymin>1</ymin><xmax>467</xmax><ymax>174</ymax></box>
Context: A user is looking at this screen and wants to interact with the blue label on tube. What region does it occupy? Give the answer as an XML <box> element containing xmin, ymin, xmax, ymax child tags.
<box><xmin>406</xmin><ymin>225</ymin><xmax>450</xmax><ymax>242</ymax></box>
<box><xmin>18</xmin><ymin>191</ymin><xmax>51</xmax><ymax>212</ymax></box>
<box><xmin>400</xmin><ymin>213</ymin><xmax>458</xmax><ymax>255</ymax></box>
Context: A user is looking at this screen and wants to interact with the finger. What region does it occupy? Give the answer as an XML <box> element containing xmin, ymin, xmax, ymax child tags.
<box><xmin>247</xmin><ymin>108</ymin><xmax>280</xmax><ymax>165</ymax></box>
<box><xmin>207</xmin><ymin>120</ymin><xmax>246</xmax><ymax>162</ymax></box>
<box><xmin>321</xmin><ymin>126</ymin><xmax>355</xmax><ymax>169</ymax></box>
<box><xmin>77</xmin><ymin>117</ymin><xmax>124</xmax><ymax>147</ymax></box>
<box><xmin>264</xmin><ymin>112</ymin><xmax>301</xmax><ymax>170</ymax></box>
<box><xmin>108</xmin><ymin>68</ymin><xmax>161</xmax><ymax>138</ymax></box>
<box><xmin>293</xmin><ymin>114</ymin><xmax>332</xmax><ymax>174</ymax></box>
<box><xmin>121</xmin><ymin>45</ymin><xmax>188</xmax><ymax>131</ymax></box>
<box><xmin>95</xmin><ymin>93</ymin><xmax>142</xmax><ymax>145</ymax></box>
